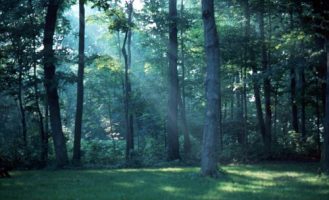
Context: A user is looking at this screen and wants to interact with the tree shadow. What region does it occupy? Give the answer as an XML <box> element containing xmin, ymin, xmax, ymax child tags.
<box><xmin>1</xmin><ymin>164</ymin><xmax>328</xmax><ymax>200</ymax></box>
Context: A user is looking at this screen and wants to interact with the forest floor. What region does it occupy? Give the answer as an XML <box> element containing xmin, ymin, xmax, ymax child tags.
<box><xmin>0</xmin><ymin>162</ymin><xmax>328</xmax><ymax>200</ymax></box>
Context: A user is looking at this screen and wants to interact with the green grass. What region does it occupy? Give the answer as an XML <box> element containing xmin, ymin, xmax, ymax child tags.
<box><xmin>1</xmin><ymin>162</ymin><xmax>328</xmax><ymax>200</ymax></box>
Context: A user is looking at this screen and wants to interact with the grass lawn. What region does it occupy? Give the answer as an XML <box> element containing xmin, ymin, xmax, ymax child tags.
<box><xmin>0</xmin><ymin>162</ymin><xmax>328</xmax><ymax>200</ymax></box>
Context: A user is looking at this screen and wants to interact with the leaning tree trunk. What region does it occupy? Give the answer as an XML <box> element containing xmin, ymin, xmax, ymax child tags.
<box><xmin>167</xmin><ymin>0</ymin><xmax>180</xmax><ymax>161</ymax></box>
<box><xmin>201</xmin><ymin>0</ymin><xmax>221</xmax><ymax>177</ymax></box>
<box><xmin>43</xmin><ymin>0</ymin><xmax>68</xmax><ymax>168</ymax></box>
<box><xmin>72</xmin><ymin>0</ymin><xmax>85</xmax><ymax>165</ymax></box>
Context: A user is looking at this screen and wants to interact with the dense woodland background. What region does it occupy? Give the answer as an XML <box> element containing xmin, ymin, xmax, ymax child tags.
<box><xmin>0</xmin><ymin>0</ymin><xmax>329</xmax><ymax>176</ymax></box>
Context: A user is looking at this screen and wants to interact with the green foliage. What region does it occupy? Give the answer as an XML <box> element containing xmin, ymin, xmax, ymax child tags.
<box><xmin>81</xmin><ymin>139</ymin><xmax>125</xmax><ymax>166</ymax></box>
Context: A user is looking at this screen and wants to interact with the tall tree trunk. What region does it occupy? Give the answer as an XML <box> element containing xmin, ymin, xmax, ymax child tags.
<box><xmin>244</xmin><ymin>0</ymin><xmax>266</xmax><ymax>144</ymax></box>
<box><xmin>72</xmin><ymin>0</ymin><xmax>85</xmax><ymax>165</ymax></box>
<box><xmin>316</xmin><ymin>79</ymin><xmax>321</xmax><ymax>155</ymax></box>
<box><xmin>167</xmin><ymin>0</ymin><xmax>180</xmax><ymax>161</ymax></box>
<box><xmin>296</xmin><ymin>0</ymin><xmax>307</xmax><ymax>141</ymax></box>
<box><xmin>44</xmin><ymin>97</ymin><xmax>49</xmax><ymax>162</ymax></box>
<box><xmin>324</xmin><ymin>40</ymin><xmax>329</xmax><ymax>173</ymax></box>
<box><xmin>122</xmin><ymin>1</ymin><xmax>134</xmax><ymax>161</ymax></box>
<box><xmin>18</xmin><ymin>58</ymin><xmax>27</xmax><ymax>148</ymax></box>
<box><xmin>289</xmin><ymin>11</ymin><xmax>299</xmax><ymax>133</ymax></box>
<box><xmin>43</xmin><ymin>0</ymin><xmax>68</xmax><ymax>168</ymax></box>
<box><xmin>201</xmin><ymin>0</ymin><xmax>220</xmax><ymax>177</ymax></box>
<box><xmin>260</xmin><ymin>0</ymin><xmax>272</xmax><ymax>155</ymax></box>
<box><xmin>300</xmin><ymin>68</ymin><xmax>306</xmax><ymax>140</ymax></box>
<box><xmin>242</xmin><ymin>58</ymin><xmax>248</xmax><ymax>145</ymax></box>
<box><xmin>180</xmin><ymin>0</ymin><xmax>191</xmax><ymax>159</ymax></box>
<box><xmin>29</xmin><ymin>0</ymin><xmax>47</xmax><ymax>167</ymax></box>
<box><xmin>273</xmin><ymin>84</ymin><xmax>278</xmax><ymax>138</ymax></box>
<box><xmin>235</xmin><ymin>72</ymin><xmax>244</xmax><ymax>144</ymax></box>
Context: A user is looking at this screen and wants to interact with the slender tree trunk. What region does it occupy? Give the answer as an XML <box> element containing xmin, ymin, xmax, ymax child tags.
<box><xmin>316</xmin><ymin>80</ymin><xmax>321</xmax><ymax>155</ymax></box>
<box><xmin>72</xmin><ymin>0</ymin><xmax>85</xmax><ymax>165</ymax></box>
<box><xmin>43</xmin><ymin>0</ymin><xmax>68</xmax><ymax>168</ymax></box>
<box><xmin>323</xmin><ymin>40</ymin><xmax>329</xmax><ymax>173</ymax></box>
<box><xmin>244</xmin><ymin>0</ymin><xmax>266</xmax><ymax>144</ymax></box>
<box><xmin>291</xmin><ymin>66</ymin><xmax>299</xmax><ymax>133</ymax></box>
<box><xmin>28</xmin><ymin>0</ymin><xmax>47</xmax><ymax>166</ymax></box>
<box><xmin>300</xmin><ymin>68</ymin><xmax>306</xmax><ymax>140</ymax></box>
<box><xmin>180</xmin><ymin>0</ymin><xmax>191</xmax><ymax>159</ymax></box>
<box><xmin>230</xmin><ymin>76</ymin><xmax>234</xmax><ymax>120</ymax></box>
<box><xmin>18</xmin><ymin>58</ymin><xmax>27</xmax><ymax>148</ymax></box>
<box><xmin>167</xmin><ymin>0</ymin><xmax>180</xmax><ymax>161</ymax></box>
<box><xmin>235</xmin><ymin>72</ymin><xmax>244</xmax><ymax>144</ymax></box>
<box><xmin>273</xmin><ymin>84</ymin><xmax>278</xmax><ymax>139</ymax></box>
<box><xmin>260</xmin><ymin>0</ymin><xmax>272</xmax><ymax>155</ymax></box>
<box><xmin>201</xmin><ymin>0</ymin><xmax>221</xmax><ymax>177</ymax></box>
<box><xmin>296</xmin><ymin>0</ymin><xmax>307</xmax><ymax>141</ymax></box>
<box><xmin>44</xmin><ymin>97</ymin><xmax>49</xmax><ymax>162</ymax></box>
<box><xmin>122</xmin><ymin>1</ymin><xmax>134</xmax><ymax>161</ymax></box>
<box><xmin>289</xmin><ymin>11</ymin><xmax>299</xmax><ymax>133</ymax></box>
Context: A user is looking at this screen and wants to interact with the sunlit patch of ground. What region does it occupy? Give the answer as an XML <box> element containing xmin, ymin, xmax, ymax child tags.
<box><xmin>0</xmin><ymin>163</ymin><xmax>328</xmax><ymax>200</ymax></box>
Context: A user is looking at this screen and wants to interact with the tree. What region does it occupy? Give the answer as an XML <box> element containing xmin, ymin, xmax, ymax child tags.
<box><xmin>28</xmin><ymin>0</ymin><xmax>48</xmax><ymax>166</ymax></box>
<box><xmin>72</xmin><ymin>0</ymin><xmax>85</xmax><ymax>165</ymax></box>
<box><xmin>43</xmin><ymin>0</ymin><xmax>68</xmax><ymax>168</ymax></box>
<box><xmin>179</xmin><ymin>0</ymin><xmax>191</xmax><ymax>159</ymax></box>
<box><xmin>243</xmin><ymin>0</ymin><xmax>266</xmax><ymax>149</ymax></box>
<box><xmin>200</xmin><ymin>0</ymin><xmax>221</xmax><ymax>177</ymax></box>
<box><xmin>259</xmin><ymin>0</ymin><xmax>272</xmax><ymax>155</ymax></box>
<box><xmin>167</xmin><ymin>0</ymin><xmax>180</xmax><ymax>161</ymax></box>
<box><xmin>122</xmin><ymin>0</ymin><xmax>134</xmax><ymax>161</ymax></box>
<box><xmin>325</xmin><ymin>39</ymin><xmax>329</xmax><ymax>173</ymax></box>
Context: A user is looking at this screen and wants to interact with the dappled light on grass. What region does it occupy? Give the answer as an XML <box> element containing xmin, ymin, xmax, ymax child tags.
<box><xmin>0</xmin><ymin>163</ymin><xmax>328</xmax><ymax>200</ymax></box>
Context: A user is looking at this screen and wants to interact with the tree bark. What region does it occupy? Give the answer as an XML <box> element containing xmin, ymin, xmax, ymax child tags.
<box><xmin>244</xmin><ymin>0</ymin><xmax>266</xmax><ymax>144</ymax></box>
<box><xmin>235</xmin><ymin>72</ymin><xmax>245</xmax><ymax>144</ymax></box>
<box><xmin>122</xmin><ymin>1</ymin><xmax>134</xmax><ymax>161</ymax></box>
<box><xmin>43</xmin><ymin>0</ymin><xmax>68</xmax><ymax>168</ymax></box>
<box><xmin>300</xmin><ymin>68</ymin><xmax>306</xmax><ymax>140</ymax></box>
<box><xmin>28</xmin><ymin>0</ymin><xmax>47</xmax><ymax>167</ymax></box>
<box><xmin>18</xmin><ymin>58</ymin><xmax>27</xmax><ymax>148</ymax></box>
<box><xmin>259</xmin><ymin>0</ymin><xmax>272</xmax><ymax>155</ymax></box>
<box><xmin>72</xmin><ymin>0</ymin><xmax>85</xmax><ymax>165</ymax></box>
<box><xmin>289</xmin><ymin>11</ymin><xmax>299</xmax><ymax>133</ymax></box>
<box><xmin>167</xmin><ymin>0</ymin><xmax>180</xmax><ymax>161</ymax></box>
<box><xmin>180</xmin><ymin>0</ymin><xmax>191</xmax><ymax>159</ymax></box>
<box><xmin>201</xmin><ymin>0</ymin><xmax>220</xmax><ymax>177</ymax></box>
<box><xmin>324</xmin><ymin>40</ymin><xmax>329</xmax><ymax>173</ymax></box>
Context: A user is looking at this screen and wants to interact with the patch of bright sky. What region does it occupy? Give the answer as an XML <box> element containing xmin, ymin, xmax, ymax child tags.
<box><xmin>71</xmin><ymin>0</ymin><xmax>144</xmax><ymax>17</ymax></box>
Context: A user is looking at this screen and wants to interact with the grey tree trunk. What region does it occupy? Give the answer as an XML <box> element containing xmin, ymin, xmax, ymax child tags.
<box><xmin>73</xmin><ymin>0</ymin><xmax>85</xmax><ymax>165</ymax></box>
<box><xmin>201</xmin><ymin>0</ymin><xmax>221</xmax><ymax>177</ymax></box>
<box><xmin>43</xmin><ymin>0</ymin><xmax>68</xmax><ymax>168</ymax></box>
<box><xmin>167</xmin><ymin>0</ymin><xmax>180</xmax><ymax>161</ymax></box>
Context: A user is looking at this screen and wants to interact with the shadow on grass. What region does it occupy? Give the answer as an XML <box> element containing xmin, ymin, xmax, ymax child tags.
<box><xmin>0</xmin><ymin>163</ymin><xmax>328</xmax><ymax>200</ymax></box>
